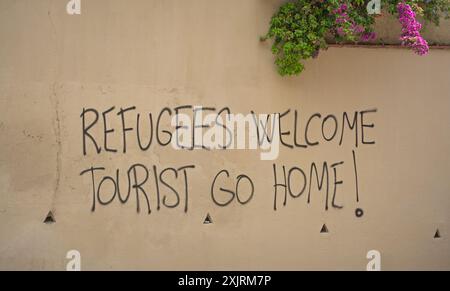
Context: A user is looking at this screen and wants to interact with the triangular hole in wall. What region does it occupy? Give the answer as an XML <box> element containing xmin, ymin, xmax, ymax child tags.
<box><xmin>203</xmin><ymin>213</ymin><xmax>213</xmax><ymax>224</ymax></box>
<box><xmin>43</xmin><ymin>211</ymin><xmax>55</xmax><ymax>224</ymax></box>
<box><xmin>434</xmin><ymin>229</ymin><xmax>441</xmax><ymax>239</ymax></box>
<box><xmin>320</xmin><ymin>224</ymin><xmax>329</xmax><ymax>234</ymax></box>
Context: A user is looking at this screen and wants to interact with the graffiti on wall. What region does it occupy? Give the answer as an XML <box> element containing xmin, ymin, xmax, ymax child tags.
<box><xmin>79</xmin><ymin>105</ymin><xmax>377</xmax><ymax>216</ymax></box>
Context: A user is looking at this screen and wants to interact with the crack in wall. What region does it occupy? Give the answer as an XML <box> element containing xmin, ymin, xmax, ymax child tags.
<box><xmin>49</xmin><ymin>83</ymin><xmax>62</xmax><ymax>209</ymax></box>
<box><xmin>47</xmin><ymin>0</ymin><xmax>56</xmax><ymax>41</ymax></box>
<box><xmin>47</xmin><ymin>0</ymin><xmax>62</xmax><ymax>210</ymax></box>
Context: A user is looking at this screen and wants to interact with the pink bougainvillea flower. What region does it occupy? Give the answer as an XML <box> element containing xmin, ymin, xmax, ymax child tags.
<box><xmin>361</xmin><ymin>31</ymin><xmax>376</xmax><ymax>42</ymax></box>
<box><xmin>397</xmin><ymin>2</ymin><xmax>429</xmax><ymax>55</ymax></box>
<box><xmin>332</xmin><ymin>1</ymin><xmax>375</xmax><ymax>42</ymax></box>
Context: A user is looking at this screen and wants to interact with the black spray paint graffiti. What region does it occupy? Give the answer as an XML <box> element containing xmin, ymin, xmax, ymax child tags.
<box><xmin>79</xmin><ymin>106</ymin><xmax>377</xmax><ymax>215</ymax></box>
<box><xmin>271</xmin><ymin>150</ymin><xmax>360</xmax><ymax>211</ymax></box>
<box><xmin>210</xmin><ymin>170</ymin><xmax>255</xmax><ymax>207</ymax></box>
<box><xmin>80</xmin><ymin>106</ymin><xmax>377</xmax><ymax>155</ymax></box>
<box><xmin>80</xmin><ymin>164</ymin><xmax>195</xmax><ymax>214</ymax></box>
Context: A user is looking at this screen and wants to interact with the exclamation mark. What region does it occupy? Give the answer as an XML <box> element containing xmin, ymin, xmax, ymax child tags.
<box><xmin>353</xmin><ymin>150</ymin><xmax>364</xmax><ymax>218</ymax></box>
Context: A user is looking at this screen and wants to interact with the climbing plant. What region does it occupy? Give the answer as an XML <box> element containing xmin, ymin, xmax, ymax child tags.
<box><xmin>262</xmin><ymin>0</ymin><xmax>450</xmax><ymax>76</ymax></box>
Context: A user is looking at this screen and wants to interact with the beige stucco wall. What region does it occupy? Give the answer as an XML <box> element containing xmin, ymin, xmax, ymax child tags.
<box><xmin>0</xmin><ymin>0</ymin><xmax>449</xmax><ymax>270</ymax></box>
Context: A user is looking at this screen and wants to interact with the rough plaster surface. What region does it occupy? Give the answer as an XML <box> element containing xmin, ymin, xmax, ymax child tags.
<box><xmin>0</xmin><ymin>0</ymin><xmax>449</xmax><ymax>270</ymax></box>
